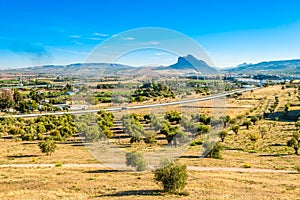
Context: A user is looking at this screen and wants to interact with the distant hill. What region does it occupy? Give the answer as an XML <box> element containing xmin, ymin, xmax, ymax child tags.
<box><xmin>226</xmin><ymin>59</ymin><xmax>300</xmax><ymax>74</ymax></box>
<box><xmin>2</xmin><ymin>63</ymin><xmax>136</xmax><ymax>76</ymax></box>
<box><xmin>0</xmin><ymin>55</ymin><xmax>220</xmax><ymax>76</ymax></box>
<box><xmin>157</xmin><ymin>55</ymin><xmax>219</xmax><ymax>74</ymax></box>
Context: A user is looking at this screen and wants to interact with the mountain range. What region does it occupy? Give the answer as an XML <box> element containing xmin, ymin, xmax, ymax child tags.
<box><xmin>2</xmin><ymin>55</ymin><xmax>300</xmax><ymax>76</ymax></box>
<box><xmin>224</xmin><ymin>59</ymin><xmax>300</xmax><ymax>74</ymax></box>
<box><xmin>0</xmin><ymin>55</ymin><xmax>218</xmax><ymax>76</ymax></box>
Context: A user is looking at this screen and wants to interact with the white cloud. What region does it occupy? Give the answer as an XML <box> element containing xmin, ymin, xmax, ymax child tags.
<box><xmin>149</xmin><ymin>41</ymin><xmax>159</xmax><ymax>45</ymax></box>
<box><xmin>140</xmin><ymin>41</ymin><xmax>160</xmax><ymax>45</ymax></box>
<box><xmin>87</xmin><ymin>37</ymin><xmax>103</xmax><ymax>41</ymax></box>
<box><xmin>122</xmin><ymin>37</ymin><xmax>135</xmax><ymax>41</ymax></box>
<box><xmin>71</xmin><ymin>40</ymin><xmax>83</xmax><ymax>45</ymax></box>
<box><xmin>70</xmin><ymin>35</ymin><xmax>81</xmax><ymax>38</ymax></box>
<box><xmin>155</xmin><ymin>53</ymin><xmax>162</xmax><ymax>56</ymax></box>
<box><xmin>94</xmin><ymin>33</ymin><xmax>109</xmax><ymax>37</ymax></box>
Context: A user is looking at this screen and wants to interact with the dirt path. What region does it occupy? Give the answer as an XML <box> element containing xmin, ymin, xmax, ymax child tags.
<box><xmin>0</xmin><ymin>163</ymin><xmax>296</xmax><ymax>173</ymax></box>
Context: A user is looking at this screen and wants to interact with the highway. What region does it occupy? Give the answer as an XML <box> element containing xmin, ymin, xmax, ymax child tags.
<box><xmin>1</xmin><ymin>88</ymin><xmax>256</xmax><ymax>118</ymax></box>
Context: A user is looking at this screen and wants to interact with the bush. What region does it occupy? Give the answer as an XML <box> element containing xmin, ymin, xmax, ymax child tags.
<box><xmin>103</xmin><ymin>128</ymin><xmax>113</xmax><ymax>138</ymax></box>
<box><xmin>243</xmin><ymin>163</ymin><xmax>252</xmax><ymax>168</ymax></box>
<box><xmin>203</xmin><ymin>141</ymin><xmax>223</xmax><ymax>159</ymax></box>
<box><xmin>125</xmin><ymin>151</ymin><xmax>147</xmax><ymax>171</ymax></box>
<box><xmin>190</xmin><ymin>139</ymin><xmax>203</xmax><ymax>146</ymax></box>
<box><xmin>165</xmin><ymin>111</ymin><xmax>181</xmax><ymax>124</ymax></box>
<box><xmin>55</xmin><ymin>162</ymin><xmax>62</xmax><ymax>167</ymax></box>
<box><xmin>197</xmin><ymin>124</ymin><xmax>210</xmax><ymax>135</ymax></box>
<box><xmin>38</xmin><ymin>139</ymin><xmax>56</xmax><ymax>156</ymax></box>
<box><xmin>8</xmin><ymin>127</ymin><xmax>23</xmax><ymax>135</ymax></box>
<box><xmin>154</xmin><ymin>162</ymin><xmax>188</xmax><ymax>193</ymax></box>
<box><xmin>21</xmin><ymin>133</ymin><xmax>34</xmax><ymax>141</ymax></box>
<box><xmin>143</xmin><ymin>131</ymin><xmax>156</xmax><ymax>144</ymax></box>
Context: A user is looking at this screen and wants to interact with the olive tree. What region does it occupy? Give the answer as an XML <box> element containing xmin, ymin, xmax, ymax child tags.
<box><xmin>243</xmin><ymin>120</ymin><xmax>251</xmax><ymax>130</ymax></box>
<box><xmin>250</xmin><ymin>116</ymin><xmax>259</xmax><ymax>125</ymax></box>
<box><xmin>231</xmin><ymin>125</ymin><xmax>240</xmax><ymax>135</ymax></box>
<box><xmin>219</xmin><ymin>130</ymin><xmax>228</xmax><ymax>142</ymax></box>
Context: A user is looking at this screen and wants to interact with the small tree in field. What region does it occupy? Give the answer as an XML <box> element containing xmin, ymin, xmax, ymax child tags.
<box><xmin>284</xmin><ymin>103</ymin><xmax>290</xmax><ymax>115</ymax></box>
<box><xmin>154</xmin><ymin>162</ymin><xmax>188</xmax><ymax>194</ymax></box>
<box><xmin>249</xmin><ymin>133</ymin><xmax>259</xmax><ymax>150</ymax></box>
<box><xmin>220</xmin><ymin>115</ymin><xmax>231</xmax><ymax>128</ymax></box>
<box><xmin>231</xmin><ymin>125</ymin><xmax>240</xmax><ymax>135</ymax></box>
<box><xmin>250</xmin><ymin>116</ymin><xmax>259</xmax><ymax>125</ymax></box>
<box><xmin>243</xmin><ymin>120</ymin><xmax>251</xmax><ymax>130</ymax></box>
<box><xmin>38</xmin><ymin>139</ymin><xmax>56</xmax><ymax>156</ymax></box>
<box><xmin>219</xmin><ymin>130</ymin><xmax>228</xmax><ymax>142</ymax></box>
<box><xmin>287</xmin><ymin>132</ymin><xmax>300</xmax><ymax>155</ymax></box>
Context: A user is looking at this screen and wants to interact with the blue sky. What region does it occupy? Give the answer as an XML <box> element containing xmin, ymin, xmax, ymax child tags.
<box><xmin>1</xmin><ymin>0</ymin><xmax>300</xmax><ymax>68</ymax></box>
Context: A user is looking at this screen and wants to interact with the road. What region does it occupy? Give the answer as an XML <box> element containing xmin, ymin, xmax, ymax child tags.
<box><xmin>1</xmin><ymin>88</ymin><xmax>256</xmax><ymax>118</ymax></box>
<box><xmin>0</xmin><ymin>163</ymin><xmax>295</xmax><ymax>173</ymax></box>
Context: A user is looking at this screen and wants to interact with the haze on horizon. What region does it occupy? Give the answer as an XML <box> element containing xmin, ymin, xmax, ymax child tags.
<box><xmin>0</xmin><ymin>0</ymin><xmax>300</xmax><ymax>69</ymax></box>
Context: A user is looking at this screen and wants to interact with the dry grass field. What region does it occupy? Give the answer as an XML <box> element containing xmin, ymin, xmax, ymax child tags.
<box><xmin>1</xmin><ymin>167</ymin><xmax>299</xmax><ymax>200</ymax></box>
<box><xmin>1</xmin><ymin>85</ymin><xmax>300</xmax><ymax>199</ymax></box>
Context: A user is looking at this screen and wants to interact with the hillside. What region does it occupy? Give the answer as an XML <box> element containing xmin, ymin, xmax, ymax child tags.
<box><xmin>226</xmin><ymin>59</ymin><xmax>300</xmax><ymax>74</ymax></box>
<box><xmin>2</xmin><ymin>63</ymin><xmax>135</xmax><ymax>76</ymax></box>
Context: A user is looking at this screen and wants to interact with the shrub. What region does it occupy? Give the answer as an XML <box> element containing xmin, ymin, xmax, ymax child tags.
<box><xmin>229</xmin><ymin>118</ymin><xmax>237</xmax><ymax>124</ymax></box>
<box><xmin>237</xmin><ymin>115</ymin><xmax>243</xmax><ymax>120</ymax></box>
<box><xmin>190</xmin><ymin>139</ymin><xmax>203</xmax><ymax>146</ymax></box>
<box><xmin>197</xmin><ymin>124</ymin><xmax>210</xmax><ymax>135</ymax></box>
<box><xmin>125</xmin><ymin>151</ymin><xmax>147</xmax><ymax>171</ymax></box>
<box><xmin>103</xmin><ymin>128</ymin><xmax>113</xmax><ymax>138</ymax></box>
<box><xmin>243</xmin><ymin>163</ymin><xmax>252</xmax><ymax>168</ymax></box>
<box><xmin>143</xmin><ymin>131</ymin><xmax>156</xmax><ymax>144</ymax></box>
<box><xmin>55</xmin><ymin>162</ymin><xmax>62</xmax><ymax>167</ymax></box>
<box><xmin>38</xmin><ymin>139</ymin><xmax>56</xmax><ymax>156</ymax></box>
<box><xmin>8</xmin><ymin>127</ymin><xmax>23</xmax><ymax>135</ymax></box>
<box><xmin>154</xmin><ymin>162</ymin><xmax>188</xmax><ymax>193</ymax></box>
<box><xmin>203</xmin><ymin>141</ymin><xmax>223</xmax><ymax>159</ymax></box>
<box><xmin>165</xmin><ymin>111</ymin><xmax>181</xmax><ymax>124</ymax></box>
